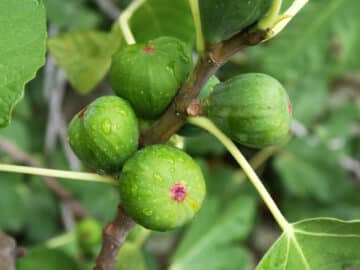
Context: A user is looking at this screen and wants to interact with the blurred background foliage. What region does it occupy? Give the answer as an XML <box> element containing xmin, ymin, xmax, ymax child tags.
<box><xmin>0</xmin><ymin>0</ymin><xmax>358</xmax><ymax>269</ymax></box>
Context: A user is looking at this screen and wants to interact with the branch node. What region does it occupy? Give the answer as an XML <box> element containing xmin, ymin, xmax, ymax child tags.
<box><xmin>187</xmin><ymin>100</ymin><xmax>203</xmax><ymax>117</ymax></box>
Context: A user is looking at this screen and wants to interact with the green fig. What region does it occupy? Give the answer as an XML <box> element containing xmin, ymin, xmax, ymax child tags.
<box><xmin>110</xmin><ymin>36</ymin><xmax>193</xmax><ymax>119</ymax></box>
<box><xmin>68</xmin><ymin>96</ymin><xmax>139</xmax><ymax>173</ymax></box>
<box><xmin>76</xmin><ymin>218</ymin><xmax>102</xmax><ymax>255</ymax></box>
<box><xmin>199</xmin><ymin>0</ymin><xmax>272</xmax><ymax>44</ymax></box>
<box><xmin>205</xmin><ymin>73</ymin><xmax>291</xmax><ymax>148</ymax></box>
<box><xmin>119</xmin><ymin>145</ymin><xmax>206</xmax><ymax>231</ymax></box>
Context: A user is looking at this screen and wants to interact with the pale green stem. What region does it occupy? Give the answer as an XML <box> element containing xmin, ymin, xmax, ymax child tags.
<box><xmin>46</xmin><ymin>231</ymin><xmax>76</xmax><ymax>249</ymax></box>
<box><xmin>0</xmin><ymin>164</ymin><xmax>118</xmax><ymax>186</ymax></box>
<box><xmin>188</xmin><ymin>117</ymin><xmax>292</xmax><ymax>232</ymax></box>
<box><xmin>118</xmin><ymin>0</ymin><xmax>146</xmax><ymax>44</ymax></box>
<box><xmin>265</xmin><ymin>0</ymin><xmax>309</xmax><ymax>40</ymax></box>
<box><xmin>188</xmin><ymin>0</ymin><xmax>205</xmax><ymax>54</ymax></box>
<box><xmin>257</xmin><ymin>0</ymin><xmax>283</xmax><ymax>30</ymax></box>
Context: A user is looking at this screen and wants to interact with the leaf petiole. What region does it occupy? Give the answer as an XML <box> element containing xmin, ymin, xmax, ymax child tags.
<box><xmin>188</xmin><ymin>0</ymin><xmax>205</xmax><ymax>54</ymax></box>
<box><xmin>0</xmin><ymin>164</ymin><xmax>118</xmax><ymax>186</ymax></box>
<box><xmin>264</xmin><ymin>0</ymin><xmax>309</xmax><ymax>40</ymax></box>
<box><xmin>257</xmin><ymin>0</ymin><xmax>283</xmax><ymax>30</ymax></box>
<box><xmin>118</xmin><ymin>0</ymin><xmax>146</xmax><ymax>45</ymax></box>
<box><xmin>188</xmin><ymin>116</ymin><xmax>292</xmax><ymax>233</ymax></box>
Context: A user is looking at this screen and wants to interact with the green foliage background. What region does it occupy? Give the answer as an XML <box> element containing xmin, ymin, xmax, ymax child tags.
<box><xmin>0</xmin><ymin>0</ymin><xmax>358</xmax><ymax>269</ymax></box>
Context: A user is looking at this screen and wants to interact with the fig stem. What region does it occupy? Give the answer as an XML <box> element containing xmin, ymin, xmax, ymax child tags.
<box><xmin>257</xmin><ymin>0</ymin><xmax>283</xmax><ymax>30</ymax></box>
<box><xmin>0</xmin><ymin>164</ymin><xmax>118</xmax><ymax>186</ymax></box>
<box><xmin>265</xmin><ymin>0</ymin><xmax>309</xmax><ymax>41</ymax></box>
<box><xmin>188</xmin><ymin>0</ymin><xmax>205</xmax><ymax>54</ymax></box>
<box><xmin>118</xmin><ymin>0</ymin><xmax>146</xmax><ymax>45</ymax></box>
<box><xmin>188</xmin><ymin>116</ymin><xmax>292</xmax><ymax>233</ymax></box>
<box><xmin>45</xmin><ymin>232</ymin><xmax>75</xmax><ymax>249</ymax></box>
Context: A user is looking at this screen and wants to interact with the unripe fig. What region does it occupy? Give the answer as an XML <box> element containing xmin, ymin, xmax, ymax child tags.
<box><xmin>110</xmin><ymin>37</ymin><xmax>193</xmax><ymax>119</ymax></box>
<box><xmin>76</xmin><ymin>218</ymin><xmax>102</xmax><ymax>255</ymax></box>
<box><xmin>119</xmin><ymin>145</ymin><xmax>206</xmax><ymax>231</ymax></box>
<box><xmin>68</xmin><ymin>96</ymin><xmax>139</xmax><ymax>173</ymax></box>
<box><xmin>199</xmin><ymin>0</ymin><xmax>271</xmax><ymax>44</ymax></box>
<box><xmin>205</xmin><ymin>73</ymin><xmax>291</xmax><ymax>148</ymax></box>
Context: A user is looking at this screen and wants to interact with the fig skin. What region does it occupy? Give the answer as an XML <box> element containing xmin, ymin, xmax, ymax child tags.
<box><xmin>76</xmin><ymin>218</ymin><xmax>102</xmax><ymax>255</ymax></box>
<box><xmin>199</xmin><ymin>0</ymin><xmax>271</xmax><ymax>44</ymax></box>
<box><xmin>205</xmin><ymin>73</ymin><xmax>292</xmax><ymax>148</ymax></box>
<box><xmin>68</xmin><ymin>96</ymin><xmax>139</xmax><ymax>173</ymax></box>
<box><xmin>119</xmin><ymin>145</ymin><xmax>206</xmax><ymax>231</ymax></box>
<box><xmin>110</xmin><ymin>36</ymin><xmax>193</xmax><ymax>119</ymax></box>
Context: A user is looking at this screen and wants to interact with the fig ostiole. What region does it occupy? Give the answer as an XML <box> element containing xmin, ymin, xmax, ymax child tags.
<box><xmin>68</xmin><ymin>96</ymin><xmax>139</xmax><ymax>173</ymax></box>
<box><xmin>110</xmin><ymin>36</ymin><xmax>193</xmax><ymax>119</ymax></box>
<box><xmin>204</xmin><ymin>73</ymin><xmax>292</xmax><ymax>148</ymax></box>
<box><xmin>119</xmin><ymin>145</ymin><xmax>206</xmax><ymax>231</ymax></box>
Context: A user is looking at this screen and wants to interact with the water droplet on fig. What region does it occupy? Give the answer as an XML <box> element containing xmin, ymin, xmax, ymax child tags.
<box><xmin>102</xmin><ymin>119</ymin><xmax>112</xmax><ymax>134</ymax></box>
<box><xmin>153</xmin><ymin>173</ymin><xmax>163</xmax><ymax>183</ymax></box>
<box><xmin>131</xmin><ymin>185</ymin><xmax>138</xmax><ymax>195</ymax></box>
<box><xmin>143</xmin><ymin>208</ymin><xmax>153</xmax><ymax>216</ymax></box>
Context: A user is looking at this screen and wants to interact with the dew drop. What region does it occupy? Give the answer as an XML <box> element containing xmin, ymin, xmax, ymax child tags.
<box><xmin>143</xmin><ymin>208</ymin><xmax>153</xmax><ymax>216</ymax></box>
<box><xmin>153</xmin><ymin>173</ymin><xmax>163</xmax><ymax>183</ymax></box>
<box><xmin>131</xmin><ymin>185</ymin><xmax>138</xmax><ymax>195</ymax></box>
<box><xmin>102</xmin><ymin>119</ymin><xmax>112</xmax><ymax>134</ymax></box>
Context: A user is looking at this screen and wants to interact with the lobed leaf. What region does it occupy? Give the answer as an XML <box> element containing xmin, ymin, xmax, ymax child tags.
<box><xmin>0</xmin><ymin>0</ymin><xmax>46</xmax><ymax>128</ymax></box>
<box><xmin>256</xmin><ymin>218</ymin><xmax>360</xmax><ymax>270</ymax></box>
<box><xmin>48</xmin><ymin>29</ymin><xmax>122</xmax><ymax>94</ymax></box>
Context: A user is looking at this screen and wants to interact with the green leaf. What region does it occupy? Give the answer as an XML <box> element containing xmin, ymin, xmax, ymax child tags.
<box><xmin>282</xmin><ymin>199</ymin><xmax>360</xmax><ymax>222</ymax></box>
<box><xmin>25</xmin><ymin>178</ymin><xmax>61</xmax><ymax>243</ymax></box>
<box><xmin>286</xmin><ymin>76</ymin><xmax>328</xmax><ymax>126</ymax></box>
<box><xmin>45</xmin><ymin>0</ymin><xmax>101</xmax><ymax>30</ymax></box>
<box><xmin>185</xmin><ymin>133</ymin><xmax>226</xmax><ymax>156</ymax></box>
<box><xmin>117</xmin><ymin>242</ymin><xmax>146</xmax><ymax>270</ymax></box>
<box><xmin>249</xmin><ymin>0</ymin><xmax>360</xmax><ymax>82</ymax></box>
<box><xmin>316</xmin><ymin>101</ymin><xmax>360</xmax><ymax>142</ymax></box>
<box><xmin>0</xmin><ymin>120</ymin><xmax>31</xmax><ymax>152</ymax></box>
<box><xmin>48</xmin><ymin>29</ymin><xmax>122</xmax><ymax>94</ymax></box>
<box><xmin>170</xmin><ymin>196</ymin><xmax>256</xmax><ymax>270</ymax></box>
<box><xmin>130</xmin><ymin>0</ymin><xmax>195</xmax><ymax>46</ymax></box>
<box><xmin>0</xmin><ymin>173</ymin><xmax>27</xmax><ymax>232</ymax></box>
<box><xmin>256</xmin><ymin>218</ymin><xmax>360</xmax><ymax>270</ymax></box>
<box><xmin>274</xmin><ymin>138</ymin><xmax>354</xmax><ymax>203</ymax></box>
<box><xmin>61</xmin><ymin>181</ymin><xmax>119</xmax><ymax>223</ymax></box>
<box><xmin>0</xmin><ymin>0</ymin><xmax>46</xmax><ymax>128</ymax></box>
<box><xmin>17</xmin><ymin>247</ymin><xmax>79</xmax><ymax>270</ymax></box>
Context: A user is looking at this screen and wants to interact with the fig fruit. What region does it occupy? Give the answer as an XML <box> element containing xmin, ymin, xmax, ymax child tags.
<box><xmin>199</xmin><ymin>0</ymin><xmax>272</xmax><ymax>44</ymax></box>
<box><xmin>76</xmin><ymin>218</ymin><xmax>102</xmax><ymax>255</ymax></box>
<box><xmin>205</xmin><ymin>73</ymin><xmax>291</xmax><ymax>148</ymax></box>
<box><xmin>119</xmin><ymin>145</ymin><xmax>206</xmax><ymax>231</ymax></box>
<box><xmin>110</xmin><ymin>37</ymin><xmax>193</xmax><ymax>119</ymax></box>
<box><xmin>68</xmin><ymin>96</ymin><xmax>139</xmax><ymax>173</ymax></box>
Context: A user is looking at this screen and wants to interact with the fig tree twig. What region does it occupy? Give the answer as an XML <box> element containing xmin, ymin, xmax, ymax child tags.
<box><xmin>94</xmin><ymin>26</ymin><xmax>267</xmax><ymax>270</ymax></box>
<box><xmin>94</xmin><ymin>206</ymin><xmax>136</xmax><ymax>270</ymax></box>
<box><xmin>0</xmin><ymin>233</ymin><xmax>17</xmax><ymax>270</ymax></box>
<box><xmin>97</xmin><ymin>19</ymin><xmax>267</xmax><ymax>270</ymax></box>
<box><xmin>141</xmin><ymin>28</ymin><xmax>267</xmax><ymax>145</ymax></box>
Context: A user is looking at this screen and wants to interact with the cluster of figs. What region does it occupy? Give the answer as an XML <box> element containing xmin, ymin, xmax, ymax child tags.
<box><xmin>68</xmin><ymin>0</ymin><xmax>292</xmax><ymax>232</ymax></box>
